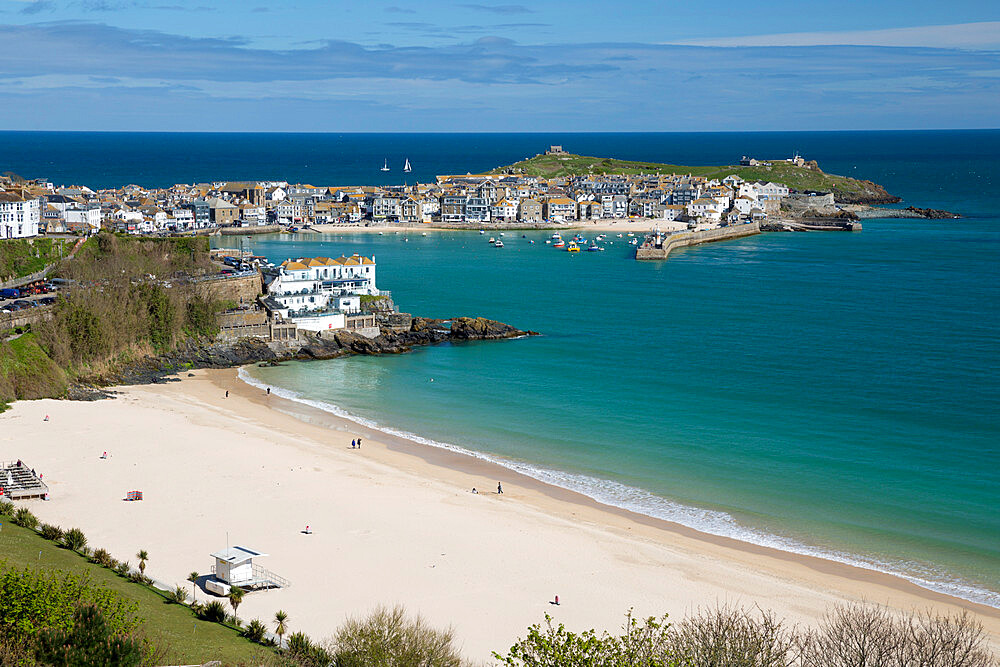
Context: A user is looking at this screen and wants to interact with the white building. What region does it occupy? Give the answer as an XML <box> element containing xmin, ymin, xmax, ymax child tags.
<box><xmin>0</xmin><ymin>192</ymin><xmax>41</xmax><ymax>239</ymax></box>
<box><xmin>263</xmin><ymin>254</ymin><xmax>378</xmax><ymax>332</ymax></box>
<box><xmin>63</xmin><ymin>206</ymin><xmax>102</xmax><ymax>235</ymax></box>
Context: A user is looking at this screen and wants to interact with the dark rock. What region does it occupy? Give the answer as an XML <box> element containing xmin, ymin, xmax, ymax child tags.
<box><xmin>68</xmin><ymin>316</ymin><xmax>537</xmax><ymax>398</ymax></box>
<box><xmin>904</xmin><ymin>206</ymin><xmax>959</xmax><ymax>219</ymax></box>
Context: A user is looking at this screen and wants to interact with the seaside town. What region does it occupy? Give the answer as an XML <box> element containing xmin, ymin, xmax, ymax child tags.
<box><xmin>1</xmin><ymin>147</ymin><xmax>797</xmax><ymax>240</ymax></box>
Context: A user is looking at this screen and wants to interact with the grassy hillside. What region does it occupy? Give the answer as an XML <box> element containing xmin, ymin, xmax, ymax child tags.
<box><xmin>0</xmin><ymin>331</ymin><xmax>68</xmax><ymax>411</ymax></box>
<box><xmin>1</xmin><ymin>233</ymin><xmax>232</xmax><ymax>406</ymax></box>
<box><xmin>0</xmin><ymin>520</ymin><xmax>267</xmax><ymax>665</ymax></box>
<box><xmin>488</xmin><ymin>153</ymin><xmax>898</xmax><ymax>204</ymax></box>
<box><xmin>0</xmin><ymin>238</ymin><xmax>74</xmax><ymax>282</ymax></box>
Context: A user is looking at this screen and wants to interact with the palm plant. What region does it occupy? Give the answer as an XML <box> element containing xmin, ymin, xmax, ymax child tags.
<box><xmin>0</xmin><ymin>499</ymin><xmax>14</xmax><ymax>516</ymax></box>
<box><xmin>136</xmin><ymin>550</ymin><xmax>148</xmax><ymax>575</ymax></box>
<box><xmin>243</xmin><ymin>619</ymin><xmax>267</xmax><ymax>643</ymax></box>
<box><xmin>187</xmin><ymin>572</ymin><xmax>199</xmax><ymax>602</ymax></box>
<box><xmin>40</xmin><ymin>523</ymin><xmax>64</xmax><ymax>541</ymax></box>
<box><xmin>13</xmin><ymin>507</ymin><xmax>37</xmax><ymax>529</ymax></box>
<box><xmin>227</xmin><ymin>586</ymin><xmax>244</xmax><ymax>618</ymax></box>
<box><xmin>199</xmin><ymin>600</ymin><xmax>227</xmax><ymax>623</ymax></box>
<box><xmin>62</xmin><ymin>527</ymin><xmax>87</xmax><ymax>551</ymax></box>
<box><xmin>273</xmin><ymin>610</ymin><xmax>289</xmax><ymax>648</ymax></box>
<box><xmin>169</xmin><ymin>586</ymin><xmax>187</xmax><ymax>604</ymax></box>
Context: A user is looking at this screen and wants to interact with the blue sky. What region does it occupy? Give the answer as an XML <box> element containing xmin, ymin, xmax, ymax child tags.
<box><xmin>1</xmin><ymin>0</ymin><xmax>998</xmax><ymax>131</ymax></box>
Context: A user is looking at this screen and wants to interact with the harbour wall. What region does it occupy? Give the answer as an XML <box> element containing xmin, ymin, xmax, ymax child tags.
<box><xmin>635</xmin><ymin>222</ymin><xmax>760</xmax><ymax>260</ymax></box>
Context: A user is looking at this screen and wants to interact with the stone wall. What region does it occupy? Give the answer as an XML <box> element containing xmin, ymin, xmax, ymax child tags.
<box><xmin>200</xmin><ymin>273</ymin><xmax>262</xmax><ymax>306</ymax></box>
<box><xmin>635</xmin><ymin>222</ymin><xmax>761</xmax><ymax>260</ymax></box>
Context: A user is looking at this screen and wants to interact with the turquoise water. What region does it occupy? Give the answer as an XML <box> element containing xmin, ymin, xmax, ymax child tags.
<box><xmin>26</xmin><ymin>128</ymin><xmax>989</xmax><ymax>606</ymax></box>
<box><xmin>222</xmin><ymin>216</ymin><xmax>999</xmax><ymax>607</ymax></box>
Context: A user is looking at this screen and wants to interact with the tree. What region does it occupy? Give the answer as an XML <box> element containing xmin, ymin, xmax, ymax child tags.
<box><xmin>136</xmin><ymin>550</ymin><xmax>148</xmax><ymax>575</ymax></box>
<box><xmin>273</xmin><ymin>609</ymin><xmax>289</xmax><ymax>648</ymax></box>
<box><xmin>35</xmin><ymin>604</ymin><xmax>145</xmax><ymax>667</ymax></box>
<box><xmin>187</xmin><ymin>571</ymin><xmax>199</xmax><ymax>602</ymax></box>
<box><xmin>227</xmin><ymin>585</ymin><xmax>244</xmax><ymax>618</ymax></box>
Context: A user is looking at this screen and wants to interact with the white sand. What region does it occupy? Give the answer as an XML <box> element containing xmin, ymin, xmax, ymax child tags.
<box><xmin>3</xmin><ymin>369</ymin><xmax>998</xmax><ymax>660</ymax></box>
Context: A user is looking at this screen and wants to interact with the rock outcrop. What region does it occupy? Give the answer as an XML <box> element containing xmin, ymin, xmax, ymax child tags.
<box><xmin>74</xmin><ymin>317</ymin><xmax>538</xmax><ymax>392</ymax></box>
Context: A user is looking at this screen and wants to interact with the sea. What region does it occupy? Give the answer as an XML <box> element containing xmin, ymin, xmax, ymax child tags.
<box><xmin>3</xmin><ymin>130</ymin><xmax>998</xmax><ymax>607</ymax></box>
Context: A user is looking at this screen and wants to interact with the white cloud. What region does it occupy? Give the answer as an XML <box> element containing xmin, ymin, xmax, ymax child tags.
<box><xmin>668</xmin><ymin>22</ymin><xmax>1000</xmax><ymax>51</ymax></box>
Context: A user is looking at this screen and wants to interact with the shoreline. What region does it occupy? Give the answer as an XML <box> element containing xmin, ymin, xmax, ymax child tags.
<box><xmin>4</xmin><ymin>369</ymin><xmax>999</xmax><ymax>658</ymax></box>
<box><xmin>234</xmin><ymin>366</ymin><xmax>1000</xmax><ymax>614</ymax></box>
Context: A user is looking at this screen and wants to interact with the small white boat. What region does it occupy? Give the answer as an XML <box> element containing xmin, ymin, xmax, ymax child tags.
<box><xmin>381</xmin><ymin>159</ymin><xmax>390</xmax><ymax>172</ymax></box>
<box><xmin>499</xmin><ymin>232</ymin><xmax>504</xmax><ymax>236</ymax></box>
<box><xmin>551</xmin><ymin>233</ymin><xmax>562</xmax><ymax>240</ymax></box>
<box><xmin>494</xmin><ymin>240</ymin><xmax>504</xmax><ymax>248</ymax></box>
<box><xmin>378</xmin><ymin>231</ymin><xmax>384</xmax><ymax>235</ymax></box>
<box><xmin>488</xmin><ymin>237</ymin><xmax>496</xmax><ymax>244</ymax></box>
<box><xmin>403</xmin><ymin>158</ymin><xmax>412</xmax><ymax>173</ymax></box>
<box><xmin>479</xmin><ymin>230</ymin><xmax>485</xmax><ymax>234</ymax></box>
<box><xmin>545</xmin><ymin>240</ymin><xmax>551</xmax><ymax>244</ymax></box>
<box><xmin>422</xmin><ymin>232</ymin><xmax>427</xmax><ymax>236</ymax></box>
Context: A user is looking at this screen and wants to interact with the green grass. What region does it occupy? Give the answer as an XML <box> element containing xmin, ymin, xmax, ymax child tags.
<box><xmin>0</xmin><ymin>520</ymin><xmax>269</xmax><ymax>665</ymax></box>
<box><xmin>0</xmin><ymin>332</ymin><xmax>68</xmax><ymax>404</ymax></box>
<box><xmin>0</xmin><ymin>238</ymin><xmax>72</xmax><ymax>282</ymax></box>
<box><xmin>486</xmin><ymin>153</ymin><xmax>895</xmax><ymax>202</ymax></box>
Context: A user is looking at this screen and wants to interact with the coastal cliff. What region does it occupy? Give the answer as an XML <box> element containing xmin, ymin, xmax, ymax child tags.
<box><xmin>73</xmin><ymin>316</ymin><xmax>537</xmax><ymax>391</ymax></box>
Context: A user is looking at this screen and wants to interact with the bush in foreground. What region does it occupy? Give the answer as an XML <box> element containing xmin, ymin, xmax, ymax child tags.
<box><xmin>495</xmin><ymin>604</ymin><xmax>998</xmax><ymax>667</ymax></box>
<box><xmin>328</xmin><ymin>605</ymin><xmax>465</xmax><ymax>667</ymax></box>
<box><xmin>36</xmin><ymin>604</ymin><xmax>147</xmax><ymax>667</ymax></box>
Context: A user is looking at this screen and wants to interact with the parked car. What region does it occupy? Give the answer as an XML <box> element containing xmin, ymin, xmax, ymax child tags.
<box><xmin>0</xmin><ymin>288</ymin><xmax>20</xmax><ymax>300</ymax></box>
<box><xmin>39</xmin><ymin>297</ymin><xmax>56</xmax><ymax>306</ymax></box>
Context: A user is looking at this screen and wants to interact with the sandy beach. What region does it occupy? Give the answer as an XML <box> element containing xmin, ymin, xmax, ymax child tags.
<box><xmin>3</xmin><ymin>369</ymin><xmax>998</xmax><ymax>661</ymax></box>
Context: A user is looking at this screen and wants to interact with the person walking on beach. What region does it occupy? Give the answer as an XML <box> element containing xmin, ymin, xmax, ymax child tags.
<box><xmin>497</xmin><ymin>482</ymin><xmax>503</xmax><ymax>494</ymax></box>
<box><xmin>225</xmin><ymin>390</ymin><xmax>229</xmax><ymax>398</ymax></box>
<box><xmin>267</xmin><ymin>387</ymin><xmax>271</xmax><ymax>395</ymax></box>
<box><xmin>357</xmin><ymin>438</ymin><xmax>362</xmax><ymax>449</ymax></box>
<box><xmin>351</xmin><ymin>439</ymin><xmax>356</xmax><ymax>449</ymax></box>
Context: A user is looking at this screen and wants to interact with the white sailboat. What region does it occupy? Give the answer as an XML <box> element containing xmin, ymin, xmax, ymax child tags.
<box><xmin>380</xmin><ymin>159</ymin><xmax>390</xmax><ymax>172</ymax></box>
<box><xmin>403</xmin><ymin>158</ymin><xmax>412</xmax><ymax>173</ymax></box>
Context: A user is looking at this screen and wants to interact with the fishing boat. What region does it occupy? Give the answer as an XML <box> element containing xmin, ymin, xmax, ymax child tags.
<box><xmin>488</xmin><ymin>237</ymin><xmax>496</xmax><ymax>244</ymax></box>
<box><xmin>566</xmin><ymin>242</ymin><xmax>580</xmax><ymax>253</ymax></box>
<box><xmin>552</xmin><ymin>239</ymin><xmax>565</xmax><ymax>248</ymax></box>
<box><xmin>494</xmin><ymin>240</ymin><xmax>504</xmax><ymax>248</ymax></box>
<box><xmin>551</xmin><ymin>233</ymin><xmax>562</xmax><ymax>240</ymax></box>
<box><xmin>403</xmin><ymin>158</ymin><xmax>412</xmax><ymax>173</ymax></box>
<box><xmin>587</xmin><ymin>242</ymin><xmax>604</xmax><ymax>252</ymax></box>
<box><xmin>629</xmin><ymin>238</ymin><xmax>638</xmax><ymax>245</ymax></box>
<box><xmin>380</xmin><ymin>159</ymin><xmax>390</xmax><ymax>172</ymax></box>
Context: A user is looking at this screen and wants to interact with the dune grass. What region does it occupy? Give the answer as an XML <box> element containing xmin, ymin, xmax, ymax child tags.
<box><xmin>0</xmin><ymin>519</ymin><xmax>268</xmax><ymax>665</ymax></box>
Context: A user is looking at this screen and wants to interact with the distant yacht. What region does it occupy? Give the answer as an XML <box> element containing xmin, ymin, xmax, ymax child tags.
<box><xmin>381</xmin><ymin>159</ymin><xmax>390</xmax><ymax>172</ymax></box>
<box><xmin>403</xmin><ymin>158</ymin><xmax>412</xmax><ymax>173</ymax></box>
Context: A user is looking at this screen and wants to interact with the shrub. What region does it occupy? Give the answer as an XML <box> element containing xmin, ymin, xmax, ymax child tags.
<box><xmin>40</xmin><ymin>523</ymin><xmax>64</xmax><ymax>541</ymax></box>
<box><xmin>116</xmin><ymin>561</ymin><xmax>131</xmax><ymax>577</ymax></box>
<box><xmin>331</xmin><ymin>605</ymin><xmax>465</xmax><ymax>667</ymax></box>
<box><xmin>168</xmin><ymin>586</ymin><xmax>187</xmax><ymax>604</ymax></box>
<box><xmin>666</xmin><ymin>606</ymin><xmax>795</xmax><ymax>666</ymax></box>
<box><xmin>91</xmin><ymin>548</ymin><xmax>113</xmax><ymax>568</ymax></box>
<box><xmin>199</xmin><ymin>600</ymin><xmax>227</xmax><ymax>623</ymax></box>
<box><xmin>799</xmin><ymin>603</ymin><xmax>997</xmax><ymax>667</ymax></box>
<box><xmin>243</xmin><ymin>618</ymin><xmax>267</xmax><ymax>643</ymax></box>
<box><xmin>61</xmin><ymin>527</ymin><xmax>87</xmax><ymax>551</ymax></box>
<box><xmin>12</xmin><ymin>507</ymin><xmax>37</xmax><ymax>529</ymax></box>
<box><xmin>286</xmin><ymin>631</ymin><xmax>332</xmax><ymax>666</ymax></box>
<box><xmin>0</xmin><ymin>562</ymin><xmax>140</xmax><ymax>643</ymax></box>
<box><xmin>35</xmin><ymin>604</ymin><xmax>145</xmax><ymax>667</ymax></box>
<box><xmin>0</xmin><ymin>500</ymin><xmax>14</xmax><ymax>516</ymax></box>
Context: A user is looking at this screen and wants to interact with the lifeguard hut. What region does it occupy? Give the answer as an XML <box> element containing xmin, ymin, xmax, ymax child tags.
<box><xmin>206</xmin><ymin>546</ymin><xmax>289</xmax><ymax>596</ymax></box>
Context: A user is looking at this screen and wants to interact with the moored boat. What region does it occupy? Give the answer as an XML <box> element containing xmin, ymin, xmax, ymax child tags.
<box><xmin>567</xmin><ymin>242</ymin><xmax>580</xmax><ymax>253</ymax></box>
